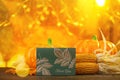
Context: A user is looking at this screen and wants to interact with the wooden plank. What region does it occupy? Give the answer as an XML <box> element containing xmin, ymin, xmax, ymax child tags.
<box><xmin>0</xmin><ymin>68</ymin><xmax>120</xmax><ymax>80</ymax></box>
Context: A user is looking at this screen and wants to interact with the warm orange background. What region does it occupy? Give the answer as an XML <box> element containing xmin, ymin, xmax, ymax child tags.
<box><xmin>0</xmin><ymin>0</ymin><xmax>120</xmax><ymax>67</ymax></box>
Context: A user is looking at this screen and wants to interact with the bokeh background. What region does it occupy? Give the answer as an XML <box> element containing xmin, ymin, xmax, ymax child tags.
<box><xmin>0</xmin><ymin>0</ymin><xmax>120</xmax><ymax>67</ymax></box>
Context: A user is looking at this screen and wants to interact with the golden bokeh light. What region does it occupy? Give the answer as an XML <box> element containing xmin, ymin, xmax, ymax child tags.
<box><xmin>0</xmin><ymin>0</ymin><xmax>120</xmax><ymax>76</ymax></box>
<box><xmin>118</xmin><ymin>0</ymin><xmax>120</xmax><ymax>3</ymax></box>
<box><xmin>96</xmin><ymin>0</ymin><xmax>106</xmax><ymax>7</ymax></box>
<box><xmin>7</xmin><ymin>54</ymin><xmax>25</xmax><ymax>68</ymax></box>
<box><xmin>7</xmin><ymin>47</ymin><xmax>26</xmax><ymax>68</ymax></box>
<box><xmin>16</xmin><ymin>63</ymin><xmax>29</xmax><ymax>77</ymax></box>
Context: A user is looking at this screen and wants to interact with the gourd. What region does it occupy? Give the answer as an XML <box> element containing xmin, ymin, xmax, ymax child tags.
<box><xmin>76</xmin><ymin>53</ymin><xmax>99</xmax><ymax>74</ymax></box>
<box><xmin>76</xmin><ymin>63</ymin><xmax>99</xmax><ymax>74</ymax></box>
<box><xmin>76</xmin><ymin>53</ymin><xmax>97</xmax><ymax>63</ymax></box>
<box><xmin>24</xmin><ymin>39</ymin><xmax>52</xmax><ymax>69</ymax></box>
<box><xmin>75</xmin><ymin>40</ymin><xmax>99</xmax><ymax>53</ymax></box>
<box><xmin>24</xmin><ymin>47</ymin><xmax>36</xmax><ymax>68</ymax></box>
<box><xmin>75</xmin><ymin>40</ymin><xmax>117</xmax><ymax>55</ymax></box>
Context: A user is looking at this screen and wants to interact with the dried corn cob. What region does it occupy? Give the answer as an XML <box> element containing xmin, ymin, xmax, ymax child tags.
<box><xmin>76</xmin><ymin>63</ymin><xmax>99</xmax><ymax>74</ymax></box>
<box><xmin>76</xmin><ymin>54</ymin><xmax>97</xmax><ymax>63</ymax></box>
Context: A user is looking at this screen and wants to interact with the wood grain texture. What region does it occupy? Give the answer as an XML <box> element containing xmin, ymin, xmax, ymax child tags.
<box><xmin>0</xmin><ymin>68</ymin><xmax>120</xmax><ymax>80</ymax></box>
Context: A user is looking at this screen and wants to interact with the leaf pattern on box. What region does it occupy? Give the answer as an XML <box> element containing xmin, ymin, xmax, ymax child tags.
<box><xmin>37</xmin><ymin>57</ymin><xmax>53</xmax><ymax>75</ymax></box>
<box><xmin>69</xmin><ymin>58</ymin><xmax>75</xmax><ymax>69</ymax></box>
<box><xmin>54</xmin><ymin>58</ymin><xmax>64</xmax><ymax>64</ymax></box>
<box><xmin>54</xmin><ymin>48</ymin><xmax>64</xmax><ymax>58</ymax></box>
<box><xmin>63</xmin><ymin>48</ymin><xmax>71</xmax><ymax>61</ymax></box>
<box><xmin>54</xmin><ymin>48</ymin><xmax>75</xmax><ymax>68</ymax></box>
<box><xmin>37</xmin><ymin>58</ymin><xmax>48</xmax><ymax>66</ymax></box>
<box><xmin>42</xmin><ymin>68</ymin><xmax>51</xmax><ymax>75</ymax></box>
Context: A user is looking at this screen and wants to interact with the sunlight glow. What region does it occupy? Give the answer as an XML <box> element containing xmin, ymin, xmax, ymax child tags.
<box><xmin>96</xmin><ymin>0</ymin><xmax>106</xmax><ymax>7</ymax></box>
<box><xmin>0</xmin><ymin>54</ymin><xmax>5</xmax><ymax>67</ymax></box>
<box><xmin>7</xmin><ymin>54</ymin><xmax>25</xmax><ymax>68</ymax></box>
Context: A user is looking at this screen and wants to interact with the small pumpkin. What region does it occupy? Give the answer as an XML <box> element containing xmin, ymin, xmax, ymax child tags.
<box><xmin>24</xmin><ymin>38</ymin><xmax>66</xmax><ymax>69</ymax></box>
<box><xmin>75</xmin><ymin>40</ymin><xmax>99</xmax><ymax>53</ymax></box>
<box><xmin>24</xmin><ymin>39</ymin><xmax>53</xmax><ymax>69</ymax></box>
<box><xmin>75</xmin><ymin>40</ymin><xmax>117</xmax><ymax>54</ymax></box>
<box><xmin>25</xmin><ymin>47</ymin><xmax>36</xmax><ymax>68</ymax></box>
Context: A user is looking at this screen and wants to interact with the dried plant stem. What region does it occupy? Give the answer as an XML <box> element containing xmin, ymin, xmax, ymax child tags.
<box><xmin>99</xmin><ymin>28</ymin><xmax>107</xmax><ymax>55</ymax></box>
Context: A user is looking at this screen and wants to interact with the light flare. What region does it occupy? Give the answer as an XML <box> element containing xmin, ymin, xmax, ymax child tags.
<box><xmin>7</xmin><ymin>47</ymin><xmax>27</xmax><ymax>68</ymax></box>
<box><xmin>96</xmin><ymin>0</ymin><xmax>106</xmax><ymax>7</ymax></box>
<box><xmin>7</xmin><ymin>54</ymin><xmax>25</xmax><ymax>68</ymax></box>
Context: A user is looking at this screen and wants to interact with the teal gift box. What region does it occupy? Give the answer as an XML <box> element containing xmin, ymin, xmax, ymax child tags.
<box><xmin>36</xmin><ymin>48</ymin><xmax>76</xmax><ymax>75</ymax></box>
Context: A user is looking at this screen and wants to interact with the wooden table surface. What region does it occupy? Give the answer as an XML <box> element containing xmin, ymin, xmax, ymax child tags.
<box><xmin>0</xmin><ymin>68</ymin><xmax>120</xmax><ymax>80</ymax></box>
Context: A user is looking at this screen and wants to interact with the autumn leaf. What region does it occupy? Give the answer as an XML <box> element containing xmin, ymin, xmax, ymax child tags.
<box><xmin>37</xmin><ymin>57</ymin><xmax>52</xmax><ymax>75</ymax></box>
<box><xmin>54</xmin><ymin>48</ymin><xmax>63</xmax><ymax>58</ymax></box>
<box><xmin>42</xmin><ymin>68</ymin><xmax>51</xmax><ymax>75</ymax></box>
<box><xmin>61</xmin><ymin>60</ymin><xmax>69</xmax><ymax>67</ymax></box>
<box><xmin>63</xmin><ymin>48</ymin><xmax>69</xmax><ymax>57</ymax></box>
<box><xmin>42</xmin><ymin>62</ymin><xmax>53</xmax><ymax>69</ymax></box>
<box><xmin>69</xmin><ymin>58</ymin><xmax>75</xmax><ymax>69</ymax></box>
<box><xmin>37</xmin><ymin>65</ymin><xmax>43</xmax><ymax>73</ymax></box>
<box><xmin>54</xmin><ymin>48</ymin><xmax>72</xmax><ymax>67</ymax></box>
<box><xmin>54</xmin><ymin>58</ymin><xmax>63</xmax><ymax>64</ymax></box>
<box><xmin>37</xmin><ymin>58</ymin><xmax>48</xmax><ymax>66</ymax></box>
<box><xmin>63</xmin><ymin>48</ymin><xmax>71</xmax><ymax>61</ymax></box>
